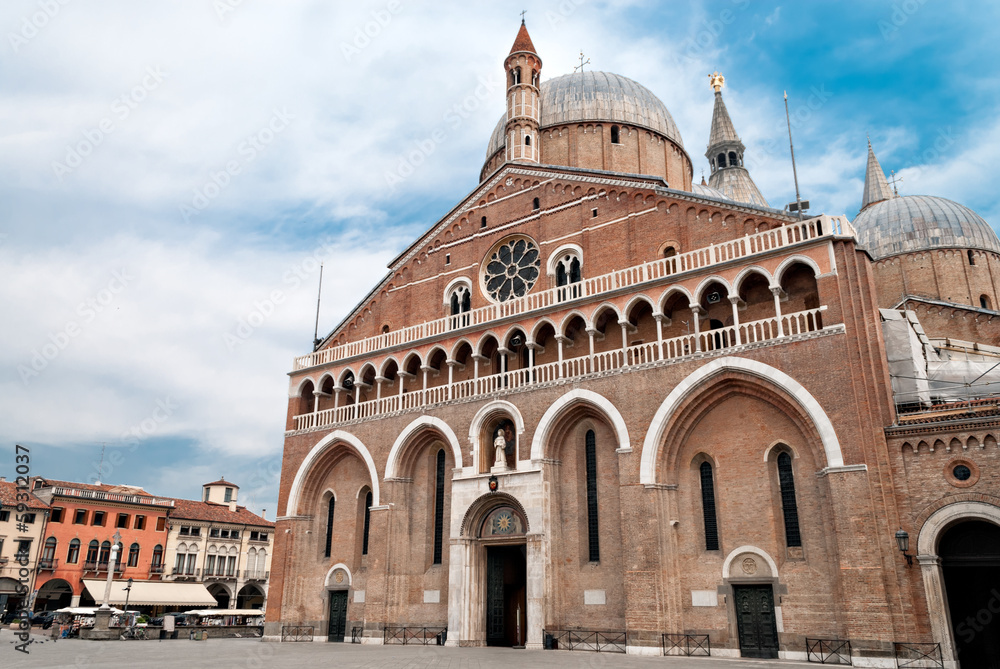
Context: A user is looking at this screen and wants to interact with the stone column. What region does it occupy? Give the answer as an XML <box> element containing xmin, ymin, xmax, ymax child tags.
<box><xmin>374</xmin><ymin>376</ymin><xmax>388</xmax><ymax>402</ymax></box>
<box><xmin>525</xmin><ymin>533</ymin><xmax>547</xmax><ymax>650</ymax></box>
<box><xmin>554</xmin><ymin>335</ymin><xmax>566</xmax><ymax>378</ymax></box>
<box><xmin>653</xmin><ymin>312</ymin><xmax>666</xmax><ymax>360</ymax></box>
<box><xmin>690</xmin><ymin>305</ymin><xmax>704</xmax><ymax>352</ymax></box>
<box><xmin>729</xmin><ymin>296</ymin><xmax>742</xmax><ymax>346</ymax></box>
<box><xmin>918</xmin><ymin>554</ymin><xmax>958</xmax><ymax>667</ymax></box>
<box><xmin>771</xmin><ymin>286</ymin><xmax>786</xmax><ymax>337</ymax></box>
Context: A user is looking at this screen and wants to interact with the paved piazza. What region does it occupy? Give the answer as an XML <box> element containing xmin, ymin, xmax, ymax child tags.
<box><xmin>2</xmin><ymin>636</ymin><xmax>818</xmax><ymax>669</ymax></box>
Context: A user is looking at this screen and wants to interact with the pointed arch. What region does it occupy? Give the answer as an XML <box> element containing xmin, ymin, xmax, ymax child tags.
<box><xmin>657</xmin><ymin>286</ymin><xmax>694</xmax><ymax>313</ymax></box>
<box><xmin>733</xmin><ymin>265</ymin><xmax>775</xmax><ymax>293</ymax></box>
<box><xmin>284</xmin><ymin>430</ymin><xmax>380</xmax><ymax>516</ymax></box>
<box><xmin>289</xmin><ymin>376</ymin><xmax>317</xmax><ymax>398</ymax></box>
<box><xmin>546</xmin><ymin>243</ymin><xmax>584</xmax><ymax>276</ymax></box>
<box><xmin>378</xmin><ymin>356</ymin><xmax>401</xmax><ymax>377</ymax></box>
<box><xmin>528</xmin><ymin>317</ymin><xmax>559</xmax><ymax>343</ymax></box>
<box><xmin>589</xmin><ymin>302</ymin><xmax>623</xmax><ymax>325</ymax></box>
<box><xmin>623</xmin><ymin>294</ymin><xmax>658</xmax><ymax>319</ymax></box>
<box><xmin>384</xmin><ymin>415</ymin><xmax>463</xmax><ymax>479</ymax></box>
<box><xmin>531</xmin><ymin>388</ymin><xmax>631</xmax><ymax>460</ymax></box>
<box><xmin>557</xmin><ymin>310</ymin><xmax>591</xmax><ymax>335</ymax></box>
<box><xmin>639</xmin><ymin>356</ymin><xmax>844</xmax><ymax>485</ymax></box>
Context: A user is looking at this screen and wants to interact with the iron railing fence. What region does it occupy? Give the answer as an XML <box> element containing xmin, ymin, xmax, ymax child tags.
<box><xmin>351</xmin><ymin>626</ymin><xmax>363</xmax><ymax>643</ymax></box>
<box><xmin>806</xmin><ymin>638</ymin><xmax>853</xmax><ymax>664</ymax></box>
<box><xmin>280</xmin><ymin>625</ymin><xmax>314</xmax><ymax>642</ymax></box>
<box><xmin>894</xmin><ymin>642</ymin><xmax>943</xmax><ymax>668</ymax></box>
<box><xmin>543</xmin><ymin>629</ymin><xmax>627</xmax><ymax>653</ymax></box>
<box><xmin>662</xmin><ymin>633</ymin><xmax>710</xmax><ymax>657</ymax></box>
<box><xmin>383</xmin><ymin>626</ymin><xmax>447</xmax><ymax>645</ymax></box>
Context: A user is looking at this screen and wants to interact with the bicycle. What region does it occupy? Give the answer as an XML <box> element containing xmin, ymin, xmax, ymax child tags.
<box><xmin>120</xmin><ymin>626</ymin><xmax>147</xmax><ymax>640</ymax></box>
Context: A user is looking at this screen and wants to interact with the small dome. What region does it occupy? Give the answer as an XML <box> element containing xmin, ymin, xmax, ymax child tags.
<box><xmin>853</xmin><ymin>195</ymin><xmax>1000</xmax><ymax>259</ymax></box>
<box><xmin>692</xmin><ymin>182</ymin><xmax>727</xmax><ymax>200</ymax></box>
<box><xmin>486</xmin><ymin>71</ymin><xmax>683</xmax><ymax>159</ymax></box>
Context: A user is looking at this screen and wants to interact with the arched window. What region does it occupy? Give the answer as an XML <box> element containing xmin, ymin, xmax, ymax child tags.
<box><xmin>699</xmin><ymin>461</ymin><xmax>720</xmax><ymax>551</ymax></box>
<box><xmin>128</xmin><ymin>543</ymin><xmax>140</xmax><ymax>568</ymax></box>
<box><xmin>663</xmin><ymin>246</ymin><xmax>677</xmax><ymax>258</ymax></box>
<box><xmin>66</xmin><ymin>539</ymin><xmax>80</xmax><ymax>564</ymax></box>
<box><xmin>42</xmin><ymin>536</ymin><xmax>56</xmax><ymax>558</ymax></box>
<box><xmin>362</xmin><ymin>490</ymin><xmax>373</xmax><ymax>556</ymax></box>
<box><xmin>449</xmin><ymin>284</ymin><xmax>471</xmax><ymax>321</ymax></box>
<box><xmin>512</xmin><ymin>67</ymin><xmax>521</xmax><ymax>86</ymax></box>
<box><xmin>524</xmin><ymin>134</ymin><xmax>531</xmax><ymax>146</ymax></box>
<box><xmin>968</xmin><ymin>250</ymin><xmax>976</xmax><ymax>266</ymax></box>
<box><xmin>718</xmin><ymin>153</ymin><xmax>727</xmax><ymax>168</ymax></box>
<box><xmin>86</xmin><ymin>540</ymin><xmax>99</xmax><ymax>564</ymax></box>
<box><xmin>481</xmin><ymin>216</ymin><xmax>487</xmax><ymax>228</ymax></box>
<box><xmin>585</xmin><ymin>430</ymin><xmax>600</xmax><ymax>562</ymax></box>
<box><xmin>981</xmin><ymin>294</ymin><xmax>992</xmax><ymax>310</ymax></box>
<box><xmin>610</xmin><ymin>125</ymin><xmax>620</xmax><ymax>144</ymax></box>
<box><xmin>152</xmin><ymin>545</ymin><xmax>163</xmax><ymax>568</ymax></box>
<box><xmin>532</xmin><ymin>197</ymin><xmax>540</xmax><ymax>210</ymax></box>
<box><xmin>728</xmin><ymin>151</ymin><xmax>738</xmax><ymax>166</ymax></box>
<box><xmin>324</xmin><ymin>495</ymin><xmax>335</xmax><ymax>559</ymax></box>
<box><xmin>777</xmin><ymin>452</ymin><xmax>802</xmax><ymax>547</ymax></box>
<box><xmin>555</xmin><ymin>252</ymin><xmax>582</xmax><ymax>300</ymax></box>
<box><xmin>99</xmin><ymin>541</ymin><xmax>111</xmax><ymax>565</ymax></box>
<box><xmin>433</xmin><ymin>449</ymin><xmax>446</xmax><ymax>564</ymax></box>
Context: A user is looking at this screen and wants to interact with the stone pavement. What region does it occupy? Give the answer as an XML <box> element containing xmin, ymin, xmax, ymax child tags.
<box><xmin>1</xmin><ymin>634</ymin><xmax>819</xmax><ymax>669</ymax></box>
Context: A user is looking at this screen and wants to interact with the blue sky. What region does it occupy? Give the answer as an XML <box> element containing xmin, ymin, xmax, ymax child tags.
<box><xmin>1</xmin><ymin>0</ymin><xmax>998</xmax><ymax>516</ymax></box>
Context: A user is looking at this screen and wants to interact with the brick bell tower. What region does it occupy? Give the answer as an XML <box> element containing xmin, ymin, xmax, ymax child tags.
<box><xmin>504</xmin><ymin>20</ymin><xmax>541</xmax><ymax>163</ymax></box>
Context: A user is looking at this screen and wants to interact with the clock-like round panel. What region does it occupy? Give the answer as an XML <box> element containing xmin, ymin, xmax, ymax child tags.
<box><xmin>481</xmin><ymin>236</ymin><xmax>540</xmax><ymax>303</ymax></box>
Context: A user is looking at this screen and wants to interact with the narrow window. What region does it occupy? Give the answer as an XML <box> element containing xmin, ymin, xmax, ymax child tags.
<box><xmin>524</xmin><ymin>135</ymin><xmax>531</xmax><ymax>146</ymax></box>
<box><xmin>205</xmin><ymin>554</ymin><xmax>216</xmax><ymax>575</ymax></box>
<box><xmin>585</xmin><ymin>430</ymin><xmax>600</xmax><ymax>562</ymax></box>
<box><xmin>699</xmin><ymin>461</ymin><xmax>720</xmax><ymax>551</ymax></box>
<box><xmin>533</xmin><ymin>197</ymin><xmax>539</xmax><ymax>210</ymax></box>
<box><xmin>66</xmin><ymin>539</ymin><xmax>80</xmax><ymax>564</ymax></box>
<box><xmin>445</xmin><ymin>253</ymin><xmax>451</xmax><ymax>265</ymax></box>
<box><xmin>718</xmin><ymin>153</ymin><xmax>726</xmax><ymax>168</ymax></box>
<box><xmin>569</xmin><ymin>257</ymin><xmax>581</xmax><ymax>284</ymax></box>
<box><xmin>433</xmin><ymin>449</ymin><xmax>446</xmax><ymax>564</ymax></box>
<box><xmin>86</xmin><ymin>540</ymin><xmax>99</xmax><ymax>563</ymax></box>
<box><xmin>224</xmin><ymin>487</ymin><xmax>233</xmax><ymax>502</ymax></box>
<box><xmin>134</xmin><ymin>515</ymin><xmax>145</xmax><ymax>530</ymax></box>
<box><xmin>591</xmin><ymin>208</ymin><xmax>598</xmax><ymax>218</ymax></box>
<box><xmin>556</xmin><ymin>263</ymin><xmax>567</xmax><ymax>287</ymax></box>
<box><xmin>155</xmin><ymin>516</ymin><xmax>166</xmax><ymax>531</ymax></box>
<box><xmin>777</xmin><ymin>452</ymin><xmax>802</xmax><ymax>547</ymax></box>
<box><xmin>968</xmin><ymin>250</ymin><xmax>976</xmax><ymax>266</ymax></box>
<box><xmin>981</xmin><ymin>294</ymin><xmax>992</xmax><ymax>310</ymax></box>
<box><xmin>362</xmin><ymin>490</ymin><xmax>373</xmax><ymax>555</ymax></box>
<box><xmin>610</xmin><ymin>125</ymin><xmax>620</xmax><ymax>144</ymax></box>
<box><xmin>42</xmin><ymin>537</ymin><xmax>56</xmax><ymax>561</ymax></box>
<box><xmin>99</xmin><ymin>541</ymin><xmax>111</xmax><ymax>564</ymax></box>
<box><xmin>152</xmin><ymin>545</ymin><xmax>163</xmax><ymax>567</ymax></box>
<box><xmin>204</xmin><ymin>488</ymin><xmax>210</xmax><ymax>501</ymax></box>
<box><xmin>324</xmin><ymin>496</ymin><xmax>335</xmax><ymax>559</ymax></box>
<box><xmin>128</xmin><ymin>543</ymin><xmax>140</xmax><ymax>568</ymax></box>
<box><xmin>728</xmin><ymin>151</ymin><xmax>737</xmax><ymax>166</ymax></box>
<box><xmin>481</xmin><ymin>216</ymin><xmax>487</xmax><ymax>228</ymax></box>
<box><xmin>450</xmin><ymin>292</ymin><xmax>460</xmax><ymax>316</ymax></box>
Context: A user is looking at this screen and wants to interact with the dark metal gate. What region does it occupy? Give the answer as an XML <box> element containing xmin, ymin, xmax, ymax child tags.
<box><xmin>327</xmin><ymin>590</ymin><xmax>348</xmax><ymax>642</ymax></box>
<box><xmin>733</xmin><ymin>584</ymin><xmax>779</xmax><ymax>659</ymax></box>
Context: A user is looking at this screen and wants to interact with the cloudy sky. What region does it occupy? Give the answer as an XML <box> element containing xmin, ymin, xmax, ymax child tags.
<box><xmin>2</xmin><ymin>0</ymin><xmax>998</xmax><ymax>515</ymax></box>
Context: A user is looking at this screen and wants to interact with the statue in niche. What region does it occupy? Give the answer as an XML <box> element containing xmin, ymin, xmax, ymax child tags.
<box><xmin>494</xmin><ymin>429</ymin><xmax>506</xmax><ymax>469</ymax></box>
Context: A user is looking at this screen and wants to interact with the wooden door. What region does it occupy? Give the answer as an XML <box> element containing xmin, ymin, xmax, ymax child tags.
<box><xmin>327</xmin><ymin>590</ymin><xmax>348</xmax><ymax>642</ymax></box>
<box><xmin>733</xmin><ymin>584</ymin><xmax>779</xmax><ymax>659</ymax></box>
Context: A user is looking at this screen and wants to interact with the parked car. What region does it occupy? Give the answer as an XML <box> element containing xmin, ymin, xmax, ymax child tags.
<box><xmin>30</xmin><ymin>611</ymin><xmax>56</xmax><ymax>629</ymax></box>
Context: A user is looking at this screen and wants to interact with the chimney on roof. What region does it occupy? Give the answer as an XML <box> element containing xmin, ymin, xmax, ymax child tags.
<box><xmin>262</xmin><ymin>509</ymin><xmax>266</xmax><ymax>520</ymax></box>
<box><xmin>0</xmin><ymin>476</ymin><xmax>5</xmax><ymax>482</ymax></box>
<box><xmin>229</xmin><ymin>500</ymin><xmax>237</xmax><ymax>513</ymax></box>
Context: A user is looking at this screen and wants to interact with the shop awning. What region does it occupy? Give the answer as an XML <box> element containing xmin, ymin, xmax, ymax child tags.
<box><xmin>182</xmin><ymin>609</ymin><xmax>264</xmax><ymax>616</ymax></box>
<box><xmin>82</xmin><ymin>580</ymin><xmax>218</xmax><ymax>607</ymax></box>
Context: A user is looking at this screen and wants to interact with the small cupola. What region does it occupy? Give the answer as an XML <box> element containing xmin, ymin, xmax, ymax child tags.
<box><xmin>202</xmin><ymin>477</ymin><xmax>239</xmax><ymax>511</ymax></box>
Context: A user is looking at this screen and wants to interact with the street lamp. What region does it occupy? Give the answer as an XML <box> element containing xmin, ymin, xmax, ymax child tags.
<box><xmin>123</xmin><ymin>578</ymin><xmax>134</xmax><ymax>629</ymax></box>
<box><xmin>895</xmin><ymin>528</ymin><xmax>913</xmax><ymax>566</ymax></box>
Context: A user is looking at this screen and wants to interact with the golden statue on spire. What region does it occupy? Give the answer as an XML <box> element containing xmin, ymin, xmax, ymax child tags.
<box><xmin>709</xmin><ymin>71</ymin><xmax>725</xmax><ymax>93</ymax></box>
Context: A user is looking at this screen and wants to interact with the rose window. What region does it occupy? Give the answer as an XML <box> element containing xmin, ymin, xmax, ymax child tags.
<box><xmin>483</xmin><ymin>237</ymin><xmax>540</xmax><ymax>302</ymax></box>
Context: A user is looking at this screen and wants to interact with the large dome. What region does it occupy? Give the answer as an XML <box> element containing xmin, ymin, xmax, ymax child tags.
<box><xmin>853</xmin><ymin>195</ymin><xmax>1000</xmax><ymax>259</ymax></box>
<box><xmin>485</xmin><ymin>71</ymin><xmax>683</xmax><ymax>159</ymax></box>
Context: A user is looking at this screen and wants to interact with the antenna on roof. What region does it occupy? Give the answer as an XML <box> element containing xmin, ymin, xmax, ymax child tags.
<box><xmin>888</xmin><ymin>169</ymin><xmax>903</xmax><ymax>196</ymax></box>
<box><xmin>313</xmin><ymin>262</ymin><xmax>324</xmax><ymax>350</ymax></box>
<box><xmin>783</xmin><ymin>91</ymin><xmax>806</xmax><ymax>220</ymax></box>
<box><xmin>97</xmin><ymin>442</ymin><xmax>106</xmax><ymax>485</ymax></box>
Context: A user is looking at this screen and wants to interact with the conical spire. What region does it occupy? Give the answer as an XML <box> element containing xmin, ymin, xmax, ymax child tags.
<box><xmin>509</xmin><ymin>20</ymin><xmax>537</xmax><ymax>55</ymax></box>
<box><xmin>704</xmin><ymin>73</ymin><xmax>769</xmax><ymax>208</ymax></box>
<box><xmin>862</xmin><ymin>139</ymin><xmax>894</xmax><ymax>210</ymax></box>
<box><xmin>708</xmin><ymin>80</ymin><xmax>741</xmax><ymax>146</ymax></box>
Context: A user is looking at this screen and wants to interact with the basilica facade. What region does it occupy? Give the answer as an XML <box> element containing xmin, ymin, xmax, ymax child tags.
<box><xmin>265</xmin><ymin>22</ymin><xmax>1000</xmax><ymax>667</ymax></box>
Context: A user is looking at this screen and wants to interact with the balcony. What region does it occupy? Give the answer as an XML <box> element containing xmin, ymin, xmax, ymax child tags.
<box><xmin>293</xmin><ymin>306</ymin><xmax>829</xmax><ymax>433</ymax></box>
<box><xmin>293</xmin><ymin>215</ymin><xmax>852</xmax><ymax>371</ymax></box>
<box><xmin>48</xmin><ymin>486</ymin><xmax>175</xmax><ymax>507</ymax></box>
<box><xmin>149</xmin><ymin>563</ymin><xmax>165</xmax><ymax>575</ymax></box>
<box><xmin>84</xmin><ymin>560</ymin><xmax>124</xmax><ymax>573</ymax></box>
<box><xmin>205</xmin><ymin>569</ymin><xmax>238</xmax><ymax>580</ymax></box>
<box><xmin>170</xmin><ymin>568</ymin><xmax>200</xmax><ymax>579</ymax></box>
<box><xmin>245</xmin><ymin>570</ymin><xmax>269</xmax><ymax>581</ymax></box>
<box><xmin>38</xmin><ymin>558</ymin><xmax>58</xmax><ymax>571</ymax></box>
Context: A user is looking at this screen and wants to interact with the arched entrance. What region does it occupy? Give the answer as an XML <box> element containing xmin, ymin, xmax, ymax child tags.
<box><xmin>449</xmin><ymin>493</ymin><xmax>534</xmax><ymax>648</ymax></box>
<box><xmin>207</xmin><ymin>583</ymin><xmax>231</xmax><ymax>609</ymax></box>
<box><xmin>940</xmin><ymin>521</ymin><xmax>1000</xmax><ymax>667</ymax></box>
<box><xmin>918</xmin><ymin>502</ymin><xmax>1000</xmax><ymax>667</ymax></box>
<box><xmin>35</xmin><ymin>579</ymin><xmax>74</xmax><ymax>611</ymax></box>
<box><xmin>236</xmin><ymin>584</ymin><xmax>265</xmax><ymax>610</ymax></box>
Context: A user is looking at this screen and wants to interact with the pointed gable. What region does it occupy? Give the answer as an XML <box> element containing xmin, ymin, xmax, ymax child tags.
<box><xmin>509</xmin><ymin>22</ymin><xmax>537</xmax><ymax>55</ymax></box>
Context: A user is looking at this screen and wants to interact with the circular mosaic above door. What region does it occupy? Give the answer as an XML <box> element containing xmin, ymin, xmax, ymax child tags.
<box><xmin>482</xmin><ymin>236</ymin><xmax>540</xmax><ymax>303</ymax></box>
